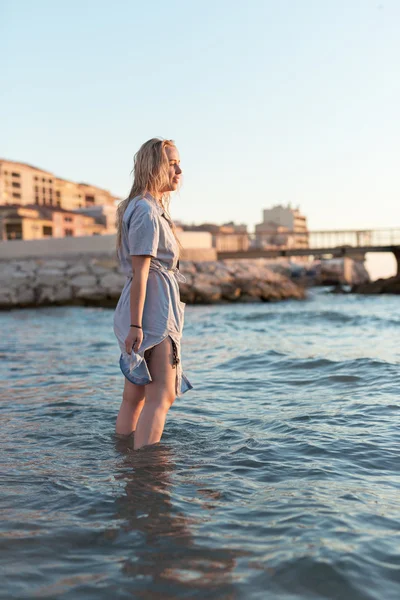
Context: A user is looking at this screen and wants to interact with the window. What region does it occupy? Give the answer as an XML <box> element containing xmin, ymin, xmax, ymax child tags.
<box><xmin>11</xmin><ymin>172</ymin><xmax>20</xmax><ymax>178</ymax></box>
<box><xmin>85</xmin><ymin>195</ymin><xmax>95</xmax><ymax>205</ymax></box>
<box><xmin>35</xmin><ymin>196</ymin><xmax>39</xmax><ymax>204</ymax></box>
<box><xmin>12</xmin><ymin>181</ymin><xmax>21</xmax><ymax>188</ymax></box>
<box><xmin>49</xmin><ymin>179</ymin><xmax>53</xmax><ymax>183</ymax></box>
<box><xmin>56</xmin><ymin>191</ymin><xmax>61</xmax><ymax>198</ymax></box>
<box><xmin>42</xmin><ymin>187</ymin><xmax>46</xmax><ymax>193</ymax></box>
<box><xmin>12</xmin><ymin>192</ymin><xmax>21</xmax><ymax>199</ymax></box>
<box><xmin>42</xmin><ymin>177</ymin><xmax>45</xmax><ymax>182</ymax></box>
<box><xmin>42</xmin><ymin>226</ymin><xmax>53</xmax><ymax>236</ymax></box>
<box><xmin>6</xmin><ymin>223</ymin><xmax>22</xmax><ymax>240</ymax></box>
<box><xmin>49</xmin><ymin>198</ymin><xmax>53</xmax><ymax>205</ymax></box>
<box><xmin>64</xmin><ymin>216</ymin><xmax>73</xmax><ymax>222</ymax></box>
<box><xmin>56</xmin><ymin>200</ymin><xmax>61</xmax><ymax>207</ymax></box>
<box><xmin>64</xmin><ymin>228</ymin><xmax>74</xmax><ymax>236</ymax></box>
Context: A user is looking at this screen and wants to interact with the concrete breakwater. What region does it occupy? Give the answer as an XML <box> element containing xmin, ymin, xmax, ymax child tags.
<box><xmin>0</xmin><ymin>256</ymin><xmax>305</xmax><ymax>310</ymax></box>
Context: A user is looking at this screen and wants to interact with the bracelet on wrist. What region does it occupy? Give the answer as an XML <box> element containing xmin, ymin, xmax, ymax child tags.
<box><xmin>130</xmin><ymin>324</ymin><xmax>142</xmax><ymax>329</ymax></box>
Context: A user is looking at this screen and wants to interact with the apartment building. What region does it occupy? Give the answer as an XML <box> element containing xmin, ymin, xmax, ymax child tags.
<box><xmin>0</xmin><ymin>205</ymin><xmax>104</xmax><ymax>241</ymax></box>
<box><xmin>182</xmin><ymin>221</ymin><xmax>249</xmax><ymax>252</ymax></box>
<box><xmin>255</xmin><ymin>204</ymin><xmax>309</xmax><ymax>249</ymax></box>
<box><xmin>0</xmin><ymin>159</ymin><xmax>118</xmax><ymax>239</ymax></box>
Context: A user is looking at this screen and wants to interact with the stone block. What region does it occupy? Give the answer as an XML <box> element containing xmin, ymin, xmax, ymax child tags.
<box><xmin>66</xmin><ymin>263</ymin><xmax>90</xmax><ymax>277</ymax></box>
<box><xmin>36</xmin><ymin>269</ymin><xmax>65</xmax><ymax>286</ymax></box>
<box><xmin>69</xmin><ymin>274</ymin><xmax>97</xmax><ymax>288</ymax></box>
<box><xmin>100</xmin><ymin>272</ymin><xmax>126</xmax><ymax>289</ymax></box>
<box><xmin>90</xmin><ymin>258</ymin><xmax>118</xmax><ymax>270</ymax></box>
<box><xmin>4</xmin><ymin>272</ymin><xmax>31</xmax><ymax>289</ymax></box>
<box><xmin>0</xmin><ymin>290</ymin><xmax>16</xmax><ymax>306</ymax></box>
<box><xmin>16</xmin><ymin>288</ymin><xmax>36</xmax><ymax>305</ymax></box>
<box><xmin>192</xmin><ymin>283</ymin><xmax>222</xmax><ymax>303</ymax></box>
<box><xmin>14</xmin><ymin>260</ymin><xmax>40</xmax><ymax>273</ymax></box>
<box><xmin>42</xmin><ymin>260</ymin><xmax>68</xmax><ymax>270</ymax></box>
<box><xmin>220</xmin><ymin>282</ymin><xmax>241</xmax><ymax>301</ymax></box>
<box><xmin>53</xmin><ymin>286</ymin><xmax>73</xmax><ymax>303</ymax></box>
<box><xmin>37</xmin><ymin>287</ymin><xmax>56</xmax><ymax>304</ymax></box>
<box><xmin>76</xmin><ymin>286</ymin><xmax>106</xmax><ymax>300</ymax></box>
<box><xmin>239</xmin><ymin>294</ymin><xmax>262</xmax><ymax>303</ymax></box>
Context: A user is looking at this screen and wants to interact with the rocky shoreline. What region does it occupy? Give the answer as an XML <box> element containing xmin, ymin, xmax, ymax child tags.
<box><xmin>0</xmin><ymin>256</ymin><xmax>306</xmax><ymax>310</ymax></box>
<box><xmin>351</xmin><ymin>275</ymin><xmax>400</xmax><ymax>295</ymax></box>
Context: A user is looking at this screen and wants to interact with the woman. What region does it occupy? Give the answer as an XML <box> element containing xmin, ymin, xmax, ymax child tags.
<box><xmin>113</xmin><ymin>138</ymin><xmax>193</xmax><ymax>450</ymax></box>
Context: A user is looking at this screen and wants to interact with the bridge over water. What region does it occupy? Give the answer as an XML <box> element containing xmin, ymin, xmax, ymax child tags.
<box><xmin>216</xmin><ymin>228</ymin><xmax>400</xmax><ymax>275</ymax></box>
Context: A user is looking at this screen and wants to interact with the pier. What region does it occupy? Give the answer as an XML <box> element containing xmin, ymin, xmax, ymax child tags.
<box><xmin>217</xmin><ymin>228</ymin><xmax>400</xmax><ymax>275</ymax></box>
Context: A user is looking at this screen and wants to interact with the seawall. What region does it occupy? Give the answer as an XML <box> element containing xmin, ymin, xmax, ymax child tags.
<box><xmin>0</xmin><ymin>255</ymin><xmax>306</xmax><ymax>309</ymax></box>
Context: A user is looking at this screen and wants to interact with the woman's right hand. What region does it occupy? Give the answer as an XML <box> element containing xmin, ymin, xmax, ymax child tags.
<box><xmin>125</xmin><ymin>327</ymin><xmax>143</xmax><ymax>355</ymax></box>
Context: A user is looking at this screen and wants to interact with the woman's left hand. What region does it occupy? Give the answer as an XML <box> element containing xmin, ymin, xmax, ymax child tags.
<box><xmin>125</xmin><ymin>328</ymin><xmax>143</xmax><ymax>354</ymax></box>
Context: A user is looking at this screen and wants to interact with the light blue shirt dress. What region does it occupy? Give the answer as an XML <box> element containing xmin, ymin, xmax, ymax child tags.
<box><xmin>113</xmin><ymin>192</ymin><xmax>193</xmax><ymax>396</ymax></box>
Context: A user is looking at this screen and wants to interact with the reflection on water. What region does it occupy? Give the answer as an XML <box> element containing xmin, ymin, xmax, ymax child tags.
<box><xmin>1</xmin><ymin>291</ymin><xmax>399</xmax><ymax>599</ymax></box>
<box><xmin>113</xmin><ymin>440</ymin><xmax>240</xmax><ymax>599</ymax></box>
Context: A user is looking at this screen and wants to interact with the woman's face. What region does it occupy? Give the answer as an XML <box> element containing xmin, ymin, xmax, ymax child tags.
<box><xmin>165</xmin><ymin>145</ymin><xmax>182</xmax><ymax>192</ymax></box>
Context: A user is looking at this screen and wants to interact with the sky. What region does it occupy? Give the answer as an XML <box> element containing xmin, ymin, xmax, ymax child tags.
<box><xmin>1</xmin><ymin>0</ymin><xmax>399</xmax><ymax>273</ymax></box>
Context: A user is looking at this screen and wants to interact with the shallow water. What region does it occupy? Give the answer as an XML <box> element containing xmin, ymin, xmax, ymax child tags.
<box><xmin>1</xmin><ymin>290</ymin><xmax>399</xmax><ymax>599</ymax></box>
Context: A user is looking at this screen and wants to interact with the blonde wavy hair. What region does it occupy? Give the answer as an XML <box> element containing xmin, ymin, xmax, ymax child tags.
<box><xmin>116</xmin><ymin>138</ymin><xmax>182</xmax><ymax>252</ymax></box>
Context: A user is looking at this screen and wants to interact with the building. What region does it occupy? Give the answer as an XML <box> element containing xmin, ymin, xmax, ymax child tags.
<box><xmin>0</xmin><ymin>205</ymin><xmax>105</xmax><ymax>241</ymax></box>
<box><xmin>0</xmin><ymin>159</ymin><xmax>118</xmax><ymax>238</ymax></box>
<box><xmin>255</xmin><ymin>204</ymin><xmax>308</xmax><ymax>249</ymax></box>
<box><xmin>182</xmin><ymin>221</ymin><xmax>249</xmax><ymax>252</ymax></box>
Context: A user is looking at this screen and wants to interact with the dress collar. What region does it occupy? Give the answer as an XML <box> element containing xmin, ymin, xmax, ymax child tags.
<box><xmin>143</xmin><ymin>192</ymin><xmax>165</xmax><ymax>216</ymax></box>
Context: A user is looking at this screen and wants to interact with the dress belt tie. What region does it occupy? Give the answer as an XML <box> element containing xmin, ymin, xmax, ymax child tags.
<box><xmin>126</xmin><ymin>262</ymin><xmax>186</xmax><ymax>283</ymax></box>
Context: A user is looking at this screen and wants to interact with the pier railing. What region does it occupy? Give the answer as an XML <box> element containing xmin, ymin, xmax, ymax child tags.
<box><xmin>215</xmin><ymin>228</ymin><xmax>400</xmax><ymax>274</ymax></box>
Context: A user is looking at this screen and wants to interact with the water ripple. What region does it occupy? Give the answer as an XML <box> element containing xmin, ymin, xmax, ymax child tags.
<box><xmin>1</xmin><ymin>291</ymin><xmax>399</xmax><ymax>599</ymax></box>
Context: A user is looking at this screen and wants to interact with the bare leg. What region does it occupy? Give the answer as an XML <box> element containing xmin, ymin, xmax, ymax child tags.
<box><xmin>115</xmin><ymin>378</ymin><xmax>145</xmax><ymax>436</ymax></box>
<box><xmin>134</xmin><ymin>337</ymin><xmax>177</xmax><ymax>450</ymax></box>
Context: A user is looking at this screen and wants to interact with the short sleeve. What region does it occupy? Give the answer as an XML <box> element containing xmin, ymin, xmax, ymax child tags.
<box><xmin>128</xmin><ymin>202</ymin><xmax>160</xmax><ymax>257</ymax></box>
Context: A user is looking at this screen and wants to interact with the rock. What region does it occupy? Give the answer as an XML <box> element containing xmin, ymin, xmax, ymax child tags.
<box><xmin>385</xmin><ymin>280</ymin><xmax>400</xmax><ymax>294</ymax></box>
<box><xmin>257</xmin><ymin>282</ymin><xmax>283</xmax><ymax>301</ymax></box>
<box><xmin>192</xmin><ymin>272</ymin><xmax>220</xmax><ymax>288</ymax></box>
<box><xmin>42</xmin><ymin>260</ymin><xmax>68</xmax><ymax>270</ymax></box>
<box><xmin>53</xmin><ymin>286</ymin><xmax>73</xmax><ymax>303</ymax></box>
<box><xmin>213</xmin><ymin>264</ymin><xmax>234</xmax><ymax>284</ymax></box>
<box><xmin>178</xmin><ymin>282</ymin><xmax>196</xmax><ymax>303</ymax></box>
<box><xmin>5</xmin><ymin>272</ymin><xmax>32</xmax><ymax>289</ymax></box>
<box><xmin>76</xmin><ymin>286</ymin><xmax>107</xmax><ymax>300</ymax></box>
<box><xmin>37</xmin><ymin>287</ymin><xmax>56</xmax><ymax>304</ymax></box>
<box><xmin>0</xmin><ymin>265</ymin><xmax>18</xmax><ymax>281</ymax></box>
<box><xmin>0</xmin><ymin>290</ymin><xmax>16</xmax><ymax>306</ymax></box>
<box><xmin>69</xmin><ymin>274</ymin><xmax>97</xmax><ymax>288</ymax></box>
<box><xmin>220</xmin><ymin>282</ymin><xmax>241</xmax><ymax>301</ymax></box>
<box><xmin>16</xmin><ymin>288</ymin><xmax>36</xmax><ymax>305</ymax></box>
<box><xmin>239</xmin><ymin>294</ymin><xmax>262</xmax><ymax>303</ymax></box>
<box><xmin>13</xmin><ymin>260</ymin><xmax>40</xmax><ymax>273</ymax></box>
<box><xmin>36</xmin><ymin>268</ymin><xmax>65</xmax><ymax>286</ymax></box>
<box><xmin>100</xmin><ymin>272</ymin><xmax>126</xmax><ymax>290</ymax></box>
<box><xmin>192</xmin><ymin>275</ymin><xmax>222</xmax><ymax>302</ymax></box>
<box><xmin>90</xmin><ymin>258</ymin><xmax>118</xmax><ymax>271</ymax></box>
<box><xmin>179</xmin><ymin>261</ymin><xmax>197</xmax><ymax>276</ymax></box>
<box><xmin>90</xmin><ymin>264</ymin><xmax>115</xmax><ymax>275</ymax></box>
<box><xmin>352</xmin><ymin>275</ymin><xmax>400</xmax><ymax>295</ymax></box>
<box><xmin>66</xmin><ymin>263</ymin><xmax>90</xmax><ymax>276</ymax></box>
